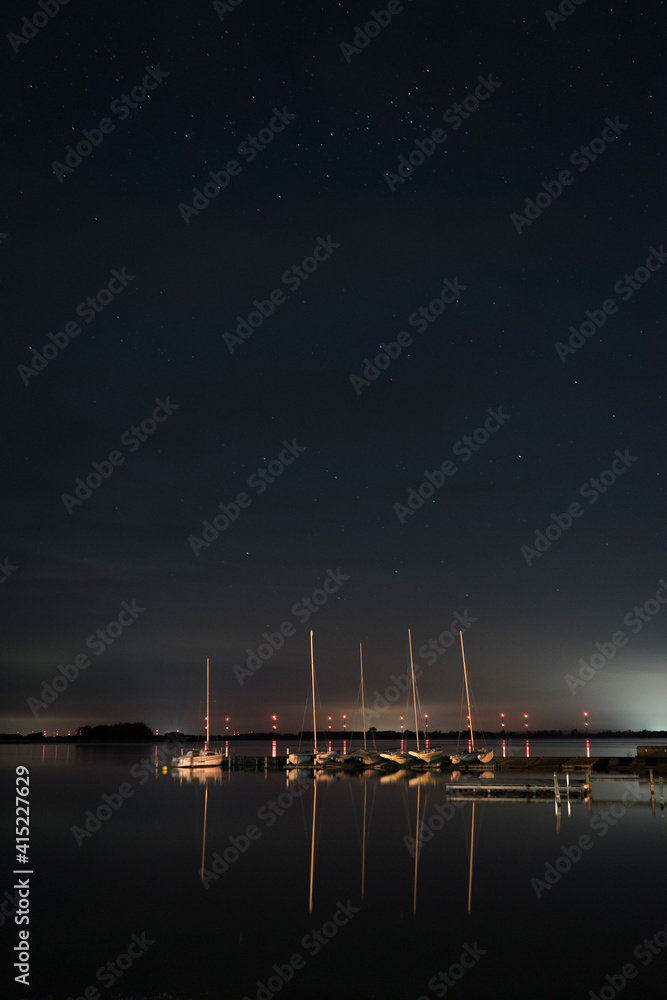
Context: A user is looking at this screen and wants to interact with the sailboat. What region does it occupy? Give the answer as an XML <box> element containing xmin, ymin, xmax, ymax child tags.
<box><xmin>381</xmin><ymin>629</ymin><xmax>422</xmax><ymax>766</ymax></box>
<box><xmin>171</xmin><ymin>658</ymin><xmax>225</xmax><ymax>768</ymax></box>
<box><xmin>287</xmin><ymin>631</ymin><xmax>338</xmax><ymax>767</ymax></box>
<box><xmin>409</xmin><ymin>743</ymin><xmax>447</xmax><ymax>765</ymax></box>
<box><xmin>335</xmin><ymin>644</ymin><xmax>382</xmax><ymax>767</ymax></box>
<box><xmin>408</xmin><ymin>629</ymin><xmax>446</xmax><ymax>764</ymax></box>
<box><xmin>408</xmin><ymin>644</ymin><xmax>447</xmax><ymax>771</ymax></box>
<box><xmin>449</xmin><ymin>632</ymin><xmax>494</xmax><ymax>765</ymax></box>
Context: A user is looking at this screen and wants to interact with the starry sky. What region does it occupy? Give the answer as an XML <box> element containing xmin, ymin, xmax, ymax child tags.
<box><xmin>2</xmin><ymin>0</ymin><xmax>665</xmax><ymax>736</ymax></box>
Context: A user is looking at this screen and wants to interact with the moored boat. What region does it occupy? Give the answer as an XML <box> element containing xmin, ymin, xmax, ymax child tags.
<box><xmin>172</xmin><ymin>659</ymin><xmax>224</xmax><ymax>768</ymax></box>
<box><xmin>409</xmin><ymin>746</ymin><xmax>447</xmax><ymax>765</ymax></box>
<box><xmin>449</xmin><ymin>632</ymin><xmax>493</xmax><ymax>765</ymax></box>
<box><xmin>287</xmin><ymin>750</ymin><xmax>316</xmax><ymax>766</ymax></box>
<box><xmin>380</xmin><ymin>629</ymin><xmax>423</xmax><ymax>768</ymax></box>
<box><xmin>287</xmin><ymin>632</ymin><xmax>336</xmax><ymax>767</ymax></box>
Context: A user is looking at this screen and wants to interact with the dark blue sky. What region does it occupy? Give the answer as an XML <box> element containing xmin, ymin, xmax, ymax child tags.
<box><xmin>2</xmin><ymin>0</ymin><xmax>665</xmax><ymax>735</ymax></box>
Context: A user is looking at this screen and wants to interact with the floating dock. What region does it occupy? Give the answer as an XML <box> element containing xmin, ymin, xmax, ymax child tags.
<box><xmin>212</xmin><ymin>753</ymin><xmax>667</xmax><ymax>774</ymax></box>
<box><xmin>445</xmin><ymin>778</ymin><xmax>586</xmax><ymax>800</ymax></box>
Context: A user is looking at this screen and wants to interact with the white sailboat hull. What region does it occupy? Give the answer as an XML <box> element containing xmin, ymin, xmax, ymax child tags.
<box><xmin>172</xmin><ymin>749</ymin><xmax>225</xmax><ymax>768</ymax></box>
<box><xmin>450</xmin><ymin>748</ymin><xmax>494</xmax><ymax>764</ymax></box>
<box><xmin>287</xmin><ymin>751</ymin><xmax>315</xmax><ymax>766</ymax></box>
<box><xmin>354</xmin><ymin>750</ymin><xmax>384</xmax><ymax>766</ymax></box>
<box><xmin>408</xmin><ymin>748</ymin><xmax>447</xmax><ymax>765</ymax></box>
<box><xmin>379</xmin><ymin>751</ymin><xmax>414</xmax><ymax>766</ymax></box>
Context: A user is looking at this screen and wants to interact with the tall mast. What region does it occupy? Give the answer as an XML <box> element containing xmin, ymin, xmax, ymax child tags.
<box><xmin>310</xmin><ymin>630</ymin><xmax>317</xmax><ymax>750</ymax></box>
<box><xmin>409</xmin><ymin>628</ymin><xmax>419</xmax><ymax>752</ymax></box>
<box><xmin>205</xmin><ymin>657</ymin><xmax>210</xmax><ymax>750</ymax></box>
<box><xmin>360</xmin><ymin>643</ymin><xmax>366</xmax><ymax>750</ymax></box>
<box><xmin>460</xmin><ymin>631</ymin><xmax>474</xmax><ymax>751</ymax></box>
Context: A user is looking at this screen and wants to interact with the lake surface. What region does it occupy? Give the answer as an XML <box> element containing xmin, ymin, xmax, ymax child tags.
<box><xmin>2</xmin><ymin>741</ymin><xmax>666</xmax><ymax>1000</ymax></box>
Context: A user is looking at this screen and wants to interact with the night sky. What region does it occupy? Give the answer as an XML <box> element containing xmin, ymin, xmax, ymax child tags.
<box><xmin>2</xmin><ymin>0</ymin><xmax>666</xmax><ymax>736</ymax></box>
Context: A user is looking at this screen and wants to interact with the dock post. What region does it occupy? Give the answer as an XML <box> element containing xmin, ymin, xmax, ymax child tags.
<box><xmin>582</xmin><ymin>767</ymin><xmax>592</xmax><ymax>800</ymax></box>
<box><xmin>553</xmin><ymin>772</ymin><xmax>561</xmax><ymax>804</ymax></box>
<box><xmin>649</xmin><ymin>768</ymin><xmax>655</xmax><ymax>801</ymax></box>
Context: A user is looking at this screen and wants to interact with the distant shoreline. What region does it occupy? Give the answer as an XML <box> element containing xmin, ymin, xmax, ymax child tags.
<box><xmin>2</xmin><ymin>728</ymin><xmax>666</xmax><ymax>744</ymax></box>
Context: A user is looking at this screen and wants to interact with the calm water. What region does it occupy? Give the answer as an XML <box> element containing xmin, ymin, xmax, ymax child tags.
<box><xmin>2</xmin><ymin>741</ymin><xmax>666</xmax><ymax>1000</ymax></box>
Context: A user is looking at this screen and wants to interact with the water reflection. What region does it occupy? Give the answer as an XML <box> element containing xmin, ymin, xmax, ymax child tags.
<box><xmin>170</xmin><ymin>768</ymin><xmax>224</xmax><ymax>883</ymax></box>
<box><xmin>3</xmin><ymin>744</ymin><xmax>667</xmax><ymax>999</ymax></box>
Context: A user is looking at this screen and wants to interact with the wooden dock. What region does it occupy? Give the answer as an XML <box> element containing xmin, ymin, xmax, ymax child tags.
<box><xmin>222</xmin><ymin>755</ymin><xmax>288</xmax><ymax>770</ymax></box>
